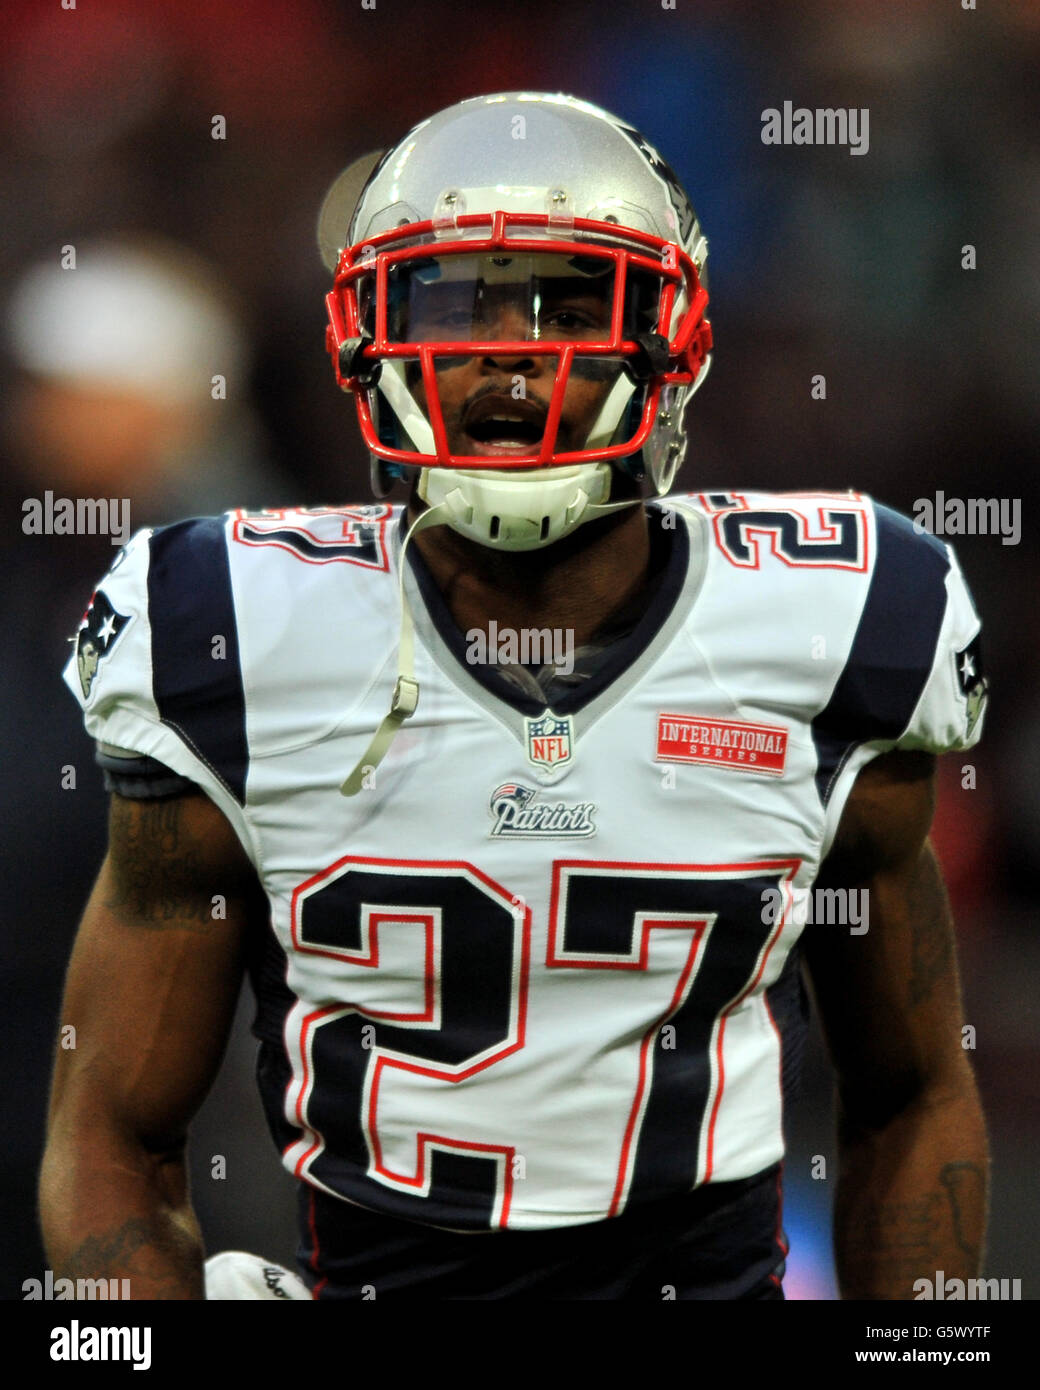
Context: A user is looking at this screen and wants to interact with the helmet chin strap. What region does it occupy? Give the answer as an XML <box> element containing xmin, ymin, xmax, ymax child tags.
<box><xmin>340</xmin><ymin>502</ymin><xmax>448</xmax><ymax>796</ymax></box>
<box><xmin>340</xmin><ymin>481</ymin><xmax>642</xmax><ymax>796</ymax></box>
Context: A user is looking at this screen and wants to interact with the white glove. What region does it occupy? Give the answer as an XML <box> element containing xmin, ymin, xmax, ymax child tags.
<box><xmin>204</xmin><ymin>1251</ymin><xmax>312</xmax><ymax>1300</ymax></box>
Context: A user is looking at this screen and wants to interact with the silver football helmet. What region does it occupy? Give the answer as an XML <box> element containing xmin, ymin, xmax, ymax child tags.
<box><xmin>320</xmin><ymin>92</ymin><xmax>712</xmax><ymax>551</ymax></box>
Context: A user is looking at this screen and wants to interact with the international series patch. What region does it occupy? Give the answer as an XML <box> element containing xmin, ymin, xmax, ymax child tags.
<box><xmin>656</xmin><ymin>713</ymin><xmax>788</xmax><ymax>775</ymax></box>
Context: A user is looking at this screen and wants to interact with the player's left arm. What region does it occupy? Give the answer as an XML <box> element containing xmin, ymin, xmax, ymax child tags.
<box><xmin>802</xmin><ymin>748</ymin><xmax>989</xmax><ymax>1301</ymax></box>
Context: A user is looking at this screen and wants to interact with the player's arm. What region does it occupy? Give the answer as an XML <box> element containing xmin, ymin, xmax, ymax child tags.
<box><xmin>40</xmin><ymin>789</ymin><xmax>260</xmax><ymax>1300</ymax></box>
<box><xmin>802</xmin><ymin>749</ymin><xmax>989</xmax><ymax>1301</ymax></box>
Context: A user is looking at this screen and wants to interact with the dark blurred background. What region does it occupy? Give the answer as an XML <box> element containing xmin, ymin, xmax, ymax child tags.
<box><xmin>2</xmin><ymin>0</ymin><xmax>1036</xmax><ymax>1302</ymax></box>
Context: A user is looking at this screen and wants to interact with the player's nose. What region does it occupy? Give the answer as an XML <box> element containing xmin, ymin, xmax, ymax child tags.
<box><xmin>479</xmin><ymin>304</ymin><xmax>544</xmax><ymax>373</ymax></box>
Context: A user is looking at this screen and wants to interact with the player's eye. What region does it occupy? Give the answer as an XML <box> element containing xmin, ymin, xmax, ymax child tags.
<box><xmin>402</xmin><ymin>293</ymin><xmax>478</xmax><ymax>340</ymax></box>
<box><xmin>431</xmin><ymin>308</ymin><xmax>474</xmax><ymax>327</ymax></box>
<box><xmin>538</xmin><ymin>301</ymin><xmax>610</xmax><ymax>339</ymax></box>
<box><xmin>542</xmin><ymin>308</ymin><xmax>596</xmax><ymax>329</ymax></box>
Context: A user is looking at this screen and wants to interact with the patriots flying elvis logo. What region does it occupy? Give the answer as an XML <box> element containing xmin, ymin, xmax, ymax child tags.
<box><xmin>74</xmin><ymin>590</ymin><xmax>131</xmax><ymax>699</ymax></box>
<box><xmin>955</xmin><ymin>633</ymin><xmax>988</xmax><ymax>739</ymax></box>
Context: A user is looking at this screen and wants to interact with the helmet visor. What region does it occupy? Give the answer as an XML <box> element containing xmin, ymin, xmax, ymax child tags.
<box><xmin>357</xmin><ymin>251</ymin><xmax>660</xmax><ymax>347</ymax></box>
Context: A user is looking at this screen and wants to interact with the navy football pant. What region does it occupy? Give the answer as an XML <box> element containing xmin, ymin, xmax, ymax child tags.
<box><xmin>298</xmin><ymin>1164</ymin><xmax>787</xmax><ymax>1300</ymax></box>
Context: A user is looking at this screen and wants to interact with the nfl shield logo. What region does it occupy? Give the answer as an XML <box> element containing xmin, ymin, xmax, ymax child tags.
<box><xmin>525</xmin><ymin>712</ymin><xmax>573</xmax><ymax>770</ymax></box>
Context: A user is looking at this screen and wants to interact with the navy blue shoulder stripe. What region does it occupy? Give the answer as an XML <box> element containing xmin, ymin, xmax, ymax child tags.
<box><xmin>147</xmin><ymin>517</ymin><xmax>249</xmax><ymax>804</ymax></box>
<box><xmin>811</xmin><ymin>504</ymin><xmax>949</xmax><ymax>807</ymax></box>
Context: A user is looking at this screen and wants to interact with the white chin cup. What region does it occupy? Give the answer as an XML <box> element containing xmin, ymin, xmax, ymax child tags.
<box><xmin>417</xmin><ymin>463</ymin><xmax>615</xmax><ymax>551</ymax></box>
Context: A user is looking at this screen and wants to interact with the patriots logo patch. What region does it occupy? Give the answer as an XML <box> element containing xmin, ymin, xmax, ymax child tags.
<box><xmin>955</xmin><ymin>633</ymin><xmax>988</xmax><ymax>739</ymax></box>
<box><xmin>74</xmin><ymin>590</ymin><xmax>131</xmax><ymax>699</ymax></box>
<box><xmin>488</xmin><ymin>783</ymin><xmax>596</xmax><ymax>838</ymax></box>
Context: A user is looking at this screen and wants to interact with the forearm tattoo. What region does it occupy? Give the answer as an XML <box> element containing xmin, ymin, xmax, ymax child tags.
<box><xmin>62</xmin><ymin>1215</ymin><xmax>200</xmax><ymax>1300</ymax></box>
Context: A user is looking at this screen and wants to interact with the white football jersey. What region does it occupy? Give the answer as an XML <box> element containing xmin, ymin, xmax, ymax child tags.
<box><xmin>65</xmin><ymin>491</ymin><xmax>986</xmax><ymax>1232</ymax></box>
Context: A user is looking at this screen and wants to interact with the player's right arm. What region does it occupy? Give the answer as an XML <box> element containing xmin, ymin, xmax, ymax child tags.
<box><xmin>40</xmin><ymin>788</ymin><xmax>259</xmax><ymax>1300</ymax></box>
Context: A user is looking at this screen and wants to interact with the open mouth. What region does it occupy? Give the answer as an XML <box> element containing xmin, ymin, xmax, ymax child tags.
<box><xmin>465</xmin><ymin>414</ymin><xmax>545</xmax><ymax>449</ymax></box>
<box><xmin>461</xmin><ymin>395</ymin><xmax>549</xmax><ymax>455</ymax></box>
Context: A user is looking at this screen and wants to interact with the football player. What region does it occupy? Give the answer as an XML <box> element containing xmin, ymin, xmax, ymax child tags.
<box><xmin>42</xmin><ymin>93</ymin><xmax>989</xmax><ymax>1300</ymax></box>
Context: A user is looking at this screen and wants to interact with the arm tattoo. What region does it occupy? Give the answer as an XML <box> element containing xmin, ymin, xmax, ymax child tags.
<box><xmin>907</xmin><ymin>848</ymin><xmax>954</xmax><ymax>1006</ymax></box>
<box><xmin>842</xmin><ymin>1193</ymin><xmax>943</xmax><ymax>1286</ymax></box>
<box><xmin>940</xmin><ymin>1161</ymin><xmax>985</xmax><ymax>1264</ymax></box>
<box><xmin>839</xmin><ymin>1159</ymin><xmax>987</xmax><ymax>1294</ymax></box>
<box><xmin>62</xmin><ymin>1216</ymin><xmax>199</xmax><ymax>1300</ymax></box>
<box><xmin>62</xmin><ymin>1217</ymin><xmax>153</xmax><ymax>1281</ymax></box>
<box><xmin>103</xmin><ymin>798</ymin><xmax>218</xmax><ymax>930</ymax></box>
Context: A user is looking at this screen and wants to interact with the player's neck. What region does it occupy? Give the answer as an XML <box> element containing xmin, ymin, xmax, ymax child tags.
<box><xmin>407</xmin><ymin>497</ymin><xmax>651</xmax><ymax>650</ymax></box>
